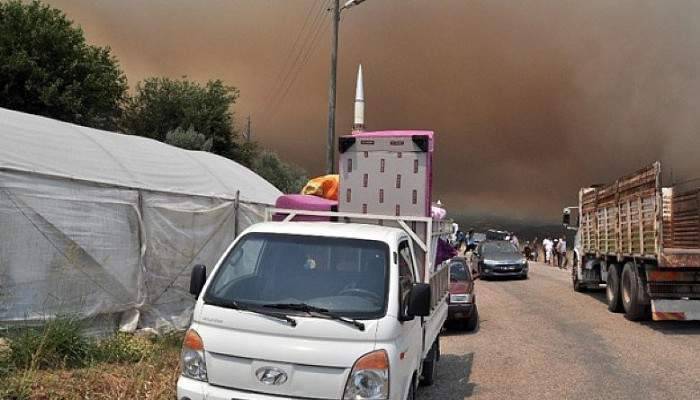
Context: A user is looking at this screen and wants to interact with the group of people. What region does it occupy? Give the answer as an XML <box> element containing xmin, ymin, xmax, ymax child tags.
<box><xmin>454</xmin><ymin>229</ymin><xmax>478</xmax><ymax>253</ymax></box>
<box><xmin>541</xmin><ymin>236</ymin><xmax>567</xmax><ymax>268</ymax></box>
<box><xmin>454</xmin><ymin>229</ymin><xmax>568</xmax><ymax>269</ymax></box>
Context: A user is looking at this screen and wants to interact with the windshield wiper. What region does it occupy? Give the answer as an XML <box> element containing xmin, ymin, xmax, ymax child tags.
<box><xmin>264</xmin><ymin>303</ymin><xmax>365</xmax><ymax>331</ymax></box>
<box><xmin>204</xmin><ymin>297</ymin><xmax>297</xmax><ymax>327</ymax></box>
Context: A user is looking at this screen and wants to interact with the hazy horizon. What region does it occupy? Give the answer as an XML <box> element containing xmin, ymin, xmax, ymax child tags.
<box><xmin>45</xmin><ymin>0</ymin><xmax>700</xmax><ymax>224</ymax></box>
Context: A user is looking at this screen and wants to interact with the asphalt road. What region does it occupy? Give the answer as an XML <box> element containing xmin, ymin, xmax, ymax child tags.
<box><xmin>420</xmin><ymin>262</ymin><xmax>700</xmax><ymax>400</ymax></box>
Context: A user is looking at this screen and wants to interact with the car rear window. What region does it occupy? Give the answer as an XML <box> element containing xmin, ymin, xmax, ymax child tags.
<box><xmin>449</xmin><ymin>261</ymin><xmax>471</xmax><ymax>281</ymax></box>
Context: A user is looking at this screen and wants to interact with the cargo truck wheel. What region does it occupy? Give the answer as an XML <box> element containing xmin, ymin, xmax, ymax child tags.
<box><xmin>572</xmin><ymin>265</ymin><xmax>585</xmax><ymax>292</ymax></box>
<box><xmin>606</xmin><ymin>264</ymin><xmax>624</xmax><ymax>313</ymax></box>
<box><xmin>621</xmin><ymin>262</ymin><xmax>651</xmax><ymax>321</ymax></box>
<box><xmin>420</xmin><ymin>339</ymin><xmax>438</xmax><ymax>386</ymax></box>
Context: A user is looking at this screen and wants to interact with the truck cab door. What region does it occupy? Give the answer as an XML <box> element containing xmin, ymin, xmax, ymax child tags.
<box><xmin>396</xmin><ymin>240</ymin><xmax>422</xmax><ymax>396</ymax></box>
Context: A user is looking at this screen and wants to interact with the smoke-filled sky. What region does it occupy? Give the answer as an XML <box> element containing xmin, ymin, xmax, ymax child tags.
<box><xmin>47</xmin><ymin>0</ymin><xmax>700</xmax><ymax>223</ymax></box>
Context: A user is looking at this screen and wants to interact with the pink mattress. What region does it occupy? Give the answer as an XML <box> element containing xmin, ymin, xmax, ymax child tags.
<box><xmin>273</xmin><ymin>194</ymin><xmax>338</xmax><ymax>221</ymax></box>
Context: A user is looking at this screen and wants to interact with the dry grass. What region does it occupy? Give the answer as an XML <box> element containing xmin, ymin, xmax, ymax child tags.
<box><xmin>1</xmin><ymin>321</ymin><xmax>183</xmax><ymax>400</ymax></box>
<box><xmin>4</xmin><ymin>353</ymin><xmax>180</xmax><ymax>399</ymax></box>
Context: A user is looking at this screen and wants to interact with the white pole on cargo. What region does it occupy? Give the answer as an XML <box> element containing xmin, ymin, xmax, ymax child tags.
<box><xmin>352</xmin><ymin>64</ymin><xmax>365</xmax><ymax>132</ymax></box>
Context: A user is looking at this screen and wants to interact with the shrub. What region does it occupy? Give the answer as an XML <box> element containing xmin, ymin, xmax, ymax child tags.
<box><xmin>93</xmin><ymin>332</ymin><xmax>153</xmax><ymax>363</ymax></box>
<box><xmin>9</xmin><ymin>317</ymin><xmax>92</xmax><ymax>370</ymax></box>
<box><xmin>165</xmin><ymin>126</ymin><xmax>214</xmax><ymax>152</ymax></box>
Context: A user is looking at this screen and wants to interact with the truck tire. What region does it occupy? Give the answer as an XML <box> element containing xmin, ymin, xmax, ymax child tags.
<box><xmin>621</xmin><ymin>262</ymin><xmax>651</xmax><ymax>321</ymax></box>
<box><xmin>572</xmin><ymin>264</ymin><xmax>585</xmax><ymax>292</ymax></box>
<box><xmin>420</xmin><ymin>339</ymin><xmax>438</xmax><ymax>386</ymax></box>
<box><xmin>606</xmin><ymin>263</ymin><xmax>624</xmax><ymax>313</ymax></box>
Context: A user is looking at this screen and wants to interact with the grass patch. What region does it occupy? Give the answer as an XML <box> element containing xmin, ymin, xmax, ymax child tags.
<box><xmin>7</xmin><ymin>317</ymin><xmax>92</xmax><ymax>370</ymax></box>
<box><xmin>0</xmin><ymin>318</ymin><xmax>183</xmax><ymax>400</ymax></box>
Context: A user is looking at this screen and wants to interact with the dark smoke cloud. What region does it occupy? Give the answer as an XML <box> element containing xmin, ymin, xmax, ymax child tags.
<box><xmin>47</xmin><ymin>0</ymin><xmax>700</xmax><ymax>223</ymax></box>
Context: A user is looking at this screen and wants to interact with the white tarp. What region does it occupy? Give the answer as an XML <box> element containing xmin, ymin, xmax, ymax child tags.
<box><xmin>0</xmin><ymin>108</ymin><xmax>281</xmax><ymax>332</ymax></box>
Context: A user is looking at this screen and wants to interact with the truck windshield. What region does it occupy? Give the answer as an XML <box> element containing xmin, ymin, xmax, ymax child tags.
<box><xmin>204</xmin><ymin>233</ymin><xmax>389</xmax><ymax>319</ymax></box>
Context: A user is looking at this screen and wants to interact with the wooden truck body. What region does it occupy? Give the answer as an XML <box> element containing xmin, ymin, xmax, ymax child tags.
<box><xmin>569</xmin><ymin>162</ymin><xmax>700</xmax><ymax>321</ymax></box>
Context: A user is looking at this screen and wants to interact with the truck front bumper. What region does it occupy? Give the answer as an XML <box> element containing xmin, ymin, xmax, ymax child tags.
<box><xmin>177</xmin><ymin>376</ymin><xmax>308</xmax><ymax>400</ymax></box>
<box><xmin>651</xmin><ymin>299</ymin><xmax>700</xmax><ymax>321</ymax></box>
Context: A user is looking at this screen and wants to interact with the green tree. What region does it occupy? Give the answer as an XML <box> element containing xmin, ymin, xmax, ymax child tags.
<box><xmin>120</xmin><ymin>77</ymin><xmax>248</xmax><ymax>163</ymax></box>
<box><xmin>165</xmin><ymin>126</ymin><xmax>213</xmax><ymax>152</ymax></box>
<box><xmin>253</xmin><ymin>151</ymin><xmax>308</xmax><ymax>194</ymax></box>
<box><xmin>0</xmin><ymin>0</ymin><xmax>127</xmax><ymax>129</ymax></box>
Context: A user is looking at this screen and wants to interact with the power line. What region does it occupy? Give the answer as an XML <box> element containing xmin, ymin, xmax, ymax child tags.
<box><xmin>260</xmin><ymin>0</ymin><xmax>321</xmax><ymax>111</ymax></box>
<box><xmin>262</xmin><ymin>0</ymin><xmax>327</xmax><ymax>119</ymax></box>
<box><xmin>264</xmin><ymin>1</ymin><xmax>328</xmax><ymax>118</ymax></box>
<box><xmin>265</xmin><ymin>4</ymin><xmax>331</xmax><ymax>122</ymax></box>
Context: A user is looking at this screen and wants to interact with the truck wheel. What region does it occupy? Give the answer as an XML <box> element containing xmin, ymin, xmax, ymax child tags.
<box><xmin>464</xmin><ymin>304</ymin><xmax>479</xmax><ymax>332</ymax></box>
<box><xmin>420</xmin><ymin>340</ymin><xmax>438</xmax><ymax>386</ymax></box>
<box><xmin>572</xmin><ymin>264</ymin><xmax>585</xmax><ymax>292</ymax></box>
<box><xmin>606</xmin><ymin>264</ymin><xmax>624</xmax><ymax>313</ymax></box>
<box><xmin>621</xmin><ymin>262</ymin><xmax>651</xmax><ymax>321</ymax></box>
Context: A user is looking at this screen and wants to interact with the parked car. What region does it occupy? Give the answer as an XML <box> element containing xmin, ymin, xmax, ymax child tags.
<box><xmin>447</xmin><ymin>257</ymin><xmax>478</xmax><ymax>331</ymax></box>
<box><xmin>476</xmin><ymin>240</ymin><xmax>529</xmax><ymax>279</ymax></box>
<box><xmin>485</xmin><ymin>229</ymin><xmax>509</xmax><ymax>241</ymax></box>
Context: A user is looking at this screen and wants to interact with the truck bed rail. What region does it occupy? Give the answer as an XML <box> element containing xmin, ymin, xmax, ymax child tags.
<box><xmin>580</xmin><ymin>163</ymin><xmax>661</xmax><ymax>259</ymax></box>
<box><xmin>264</xmin><ymin>208</ymin><xmax>453</xmax><ymax>287</ymax></box>
<box><xmin>579</xmin><ymin>162</ymin><xmax>700</xmax><ymax>268</ymax></box>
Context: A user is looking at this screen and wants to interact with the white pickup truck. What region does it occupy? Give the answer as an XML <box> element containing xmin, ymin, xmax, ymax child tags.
<box><xmin>177</xmin><ymin>209</ymin><xmax>451</xmax><ymax>400</ymax></box>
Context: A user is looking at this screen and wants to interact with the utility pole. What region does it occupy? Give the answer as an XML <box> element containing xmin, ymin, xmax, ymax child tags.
<box><xmin>326</xmin><ymin>0</ymin><xmax>340</xmax><ymax>175</ymax></box>
<box><xmin>325</xmin><ymin>0</ymin><xmax>369</xmax><ymax>174</ymax></box>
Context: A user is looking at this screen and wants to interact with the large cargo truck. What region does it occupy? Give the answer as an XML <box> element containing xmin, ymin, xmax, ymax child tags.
<box><xmin>563</xmin><ymin>162</ymin><xmax>700</xmax><ymax>321</ymax></box>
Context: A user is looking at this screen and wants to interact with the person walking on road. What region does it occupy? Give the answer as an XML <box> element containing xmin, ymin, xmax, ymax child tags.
<box><xmin>557</xmin><ymin>236</ymin><xmax>567</xmax><ymax>269</ymax></box>
<box><xmin>543</xmin><ymin>237</ymin><xmax>553</xmax><ymax>265</ymax></box>
<box><xmin>455</xmin><ymin>230</ymin><xmax>465</xmax><ymax>251</ymax></box>
<box><xmin>466</xmin><ymin>229</ymin><xmax>477</xmax><ymax>253</ymax></box>
<box><xmin>523</xmin><ymin>241</ymin><xmax>533</xmax><ymax>261</ymax></box>
<box><xmin>510</xmin><ymin>234</ymin><xmax>520</xmax><ymax>250</ymax></box>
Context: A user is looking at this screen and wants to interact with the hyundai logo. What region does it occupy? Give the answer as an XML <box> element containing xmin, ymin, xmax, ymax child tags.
<box><xmin>255</xmin><ymin>367</ymin><xmax>288</xmax><ymax>385</ymax></box>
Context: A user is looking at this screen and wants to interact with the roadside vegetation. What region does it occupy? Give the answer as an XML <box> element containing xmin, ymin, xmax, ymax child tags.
<box><xmin>0</xmin><ymin>317</ymin><xmax>182</xmax><ymax>400</ymax></box>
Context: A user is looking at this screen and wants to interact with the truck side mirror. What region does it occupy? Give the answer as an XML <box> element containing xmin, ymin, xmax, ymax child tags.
<box><xmin>189</xmin><ymin>264</ymin><xmax>207</xmax><ymax>297</ymax></box>
<box><xmin>562</xmin><ymin>210</ymin><xmax>571</xmax><ymax>226</ymax></box>
<box><xmin>407</xmin><ymin>283</ymin><xmax>431</xmax><ymax>317</ymax></box>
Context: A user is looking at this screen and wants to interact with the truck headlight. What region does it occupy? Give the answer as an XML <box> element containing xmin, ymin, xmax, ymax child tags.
<box><xmin>343</xmin><ymin>350</ymin><xmax>389</xmax><ymax>400</ymax></box>
<box><xmin>181</xmin><ymin>329</ymin><xmax>207</xmax><ymax>382</ymax></box>
<box><xmin>450</xmin><ymin>294</ymin><xmax>471</xmax><ymax>303</ymax></box>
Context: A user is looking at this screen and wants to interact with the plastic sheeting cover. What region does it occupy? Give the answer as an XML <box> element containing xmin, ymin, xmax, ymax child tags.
<box><xmin>0</xmin><ymin>108</ymin><xmax>282</xmax><ymax>331</ymax></box>
<box><xmin>0</xmin><ymin>107</ymin><xmax>280</xmax><ymax>204</ymax></box>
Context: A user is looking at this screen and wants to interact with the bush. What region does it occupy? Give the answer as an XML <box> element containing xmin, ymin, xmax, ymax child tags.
<box><xmin>253</xmin><ymin>150</ymin><xmax>308</xmax><ymax>194</ymax></box>
<box><xmin>9</xmin><ymin>317</ymin><xmax>92</xmax><ymax>370</ymax></box>
<box><xmin>93</xmin><ymin>332</ymin><xmax>153</xmax><ymax>364</ymax></box>
<box><xmin>165</xmin><ymin>126</ymin><xmax>213</xmax><ymax>152</ymax></box>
